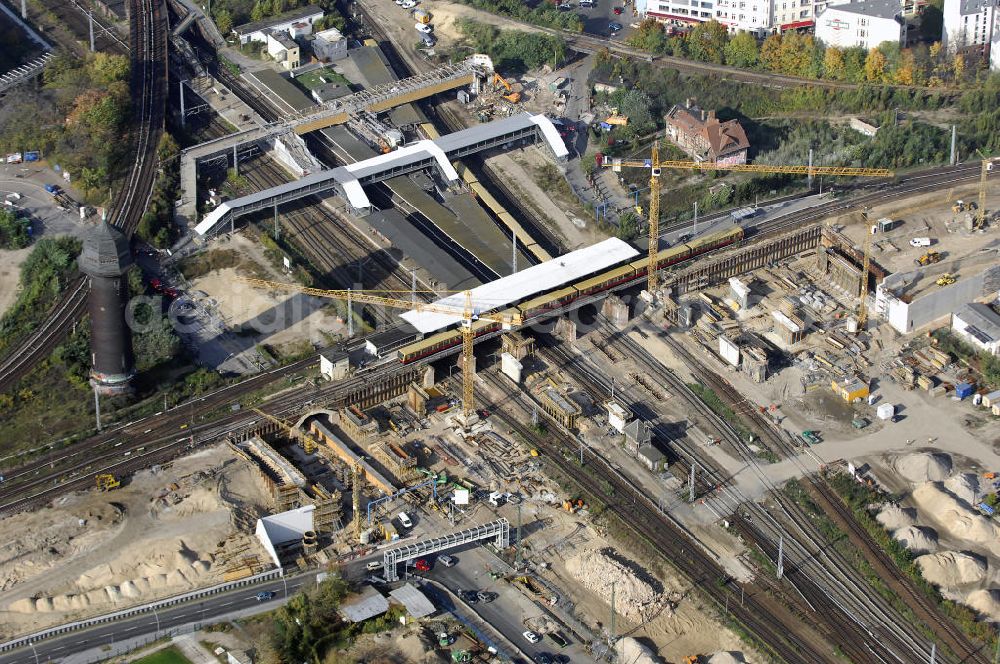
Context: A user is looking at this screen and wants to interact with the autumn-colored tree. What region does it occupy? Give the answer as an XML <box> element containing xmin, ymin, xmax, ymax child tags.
<box><xmin>823</xmin><ymin>46</ymin><xmax>846</xmax><ymax>80</ymax></box>
<box><xmin>779</xmin><ymin>32</ymin><xmax>813</xmax><ymax>76</ymax></box>
<box><xmin>687</xmin><ymin>20</ymin><xmax>729</xmax><ymax>63</ymax></box>
<box><xmin>894</xmin><ymin>49</ymin><xmax>917</xmax><ymax>85</ymax></box>
<box><xmin>724</xmin><ymin>30</ymin><xmax>758</xmax><ymax>68</ymax></box>
<box><xmin>760</xmin><ymin>33</ymin><xmax>782</xmax><ymax>71</ymax></box>
<box><xmin>864</xmin><ymin>48</ymin><xmax>887</xmax><ymax>82</ymax></box>
<box><xmin>953</xmin><ymin>53</ymin><xmax>965</xmax><ymax>80</ymax></box>
<box><xmin>89</xmin><ymin>52</ymin><xmax>130</xmax><ymax>85</ymax></box>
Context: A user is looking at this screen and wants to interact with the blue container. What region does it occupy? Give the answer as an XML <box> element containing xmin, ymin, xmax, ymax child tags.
<box><xmin>955</xmin><ymin>382</ymin><xmax>974</xmax><ymax>399</ymax></box>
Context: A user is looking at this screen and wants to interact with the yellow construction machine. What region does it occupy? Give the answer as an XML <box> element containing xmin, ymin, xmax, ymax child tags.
<box><xmin>914</xmin><ymin>250</ymin><xmax>941</xmax><ymax>266</ymax></box>
<box><xmin>96</xmin><ymin>474</ymin><xmax>120</xmax><ymax>491</ymax></box>
<box><xmin>936</xmin><ymin>273</ymin><xmax>957</xmax><ymax>286</ymax></box>
<box><xmin>492</xmin><ymin>73</ymin><xmax>521</xmax><ymax>103</ymax></box>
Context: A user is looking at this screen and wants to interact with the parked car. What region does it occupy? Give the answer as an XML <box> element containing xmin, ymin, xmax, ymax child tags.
<box><xmin>608</xmin><ymin>21</ymin><xmax>623</xmax><ymax>31</ymax></box>
<box><xmin>438</xmin><ymin>554</ymin><xmax>457</xmax><ymax>567</ymax></box>
<box><xmin>367</xmin><ymin>561</ymin><xmax>384</xmax><ymax>571</ymax></box>
<box><xmin>523</xmin><ymin>630</ymin><xmax>542</xmax><ymax>644</ymax></box>
<box><xmin>401</xmin><ymin>0</ymin><xmax>416</xmax><ymax>7</ymax></box>
<box><xmin>476</xmin><ymin>590</ymin><xmax>497</xmax><ymax>603</ymax></box>
<box><xmin>414</xmin><ymin>558</ymin><xmax>430</xmax><ymax>571</ymax></box>
<box><xmin>397</xmin><ymin>512</ymin><xmax>413</xmax><ymax>529</ymax></box>
<box><xmin>415</xmin><ymin>22</ymin><xmax>433</xmax><ymax>33</ymax></box>
<box><xmin>613</xmin><ymin>6</ymin><xmax>623</xmax><ymax>13</ymax></box>
<box><xmin>548</xmin><ymin>632</ymin><xmax>570</xmax><ymax>648</ymax></box>
<box><xmin>255</xmin><ymin>591</ymin><xmax>275</xmax><ymax>601</ymax></box>
<box><xmin>421</xmin><ymin>34</ymin><xmax>437</xmax><ymax>47</ymax></box>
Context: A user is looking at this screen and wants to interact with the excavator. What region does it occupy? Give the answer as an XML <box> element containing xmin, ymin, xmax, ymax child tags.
<box><xmin>492</xmin><ymin>73</ymin><xmax>521</xmax><ymax>103</ymax></box>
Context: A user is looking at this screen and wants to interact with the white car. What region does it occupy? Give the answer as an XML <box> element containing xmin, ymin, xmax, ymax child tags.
<box><xmin>415</xmin><ymin>22</ymin><xmax>433</xmax><ymax>33</ymax></box>
<box><xmin>401</xmin><ymin>0</ymin><xmax>417</xmax><ymax>7</ymax></box>
<box><xmin>397</xmin><ymin>512</ymin><xmax>413</xmax><ymax>529</ymax></box>
<box><xmin>523</xmin><ymin>631</ymin><xmax>541</xmax><ymax>644</ymax></box>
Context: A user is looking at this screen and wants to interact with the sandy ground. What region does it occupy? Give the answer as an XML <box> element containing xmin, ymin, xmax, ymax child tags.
<box><xmin>525</xmin><ymin>501</ymin><xmax>758</xmax><ymax>662</ymax></box>
<box><xmin>191</xmin><ymin>267</ymin><xmax>344</xmax><ymax>349</ymax></box>
<box><xmin>0</xmin><ymin>246</ymin><xmax>30</xmax><ymax>316</ymax></box>
<box><xmin>0</xmin><ymin>444</ymin><xmax>272</xmax><ymax>637</ymax></box>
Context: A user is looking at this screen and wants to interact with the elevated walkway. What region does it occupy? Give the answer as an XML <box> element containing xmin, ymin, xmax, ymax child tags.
<box><xmin>382</xmin><ymin>519</ymin><xmax>510</xmax><ymax>581</ymax></box>
<box><xmin>195</xmin><ymin>113</ymin><xmax>569</xmax><ymax>236</ymax></box>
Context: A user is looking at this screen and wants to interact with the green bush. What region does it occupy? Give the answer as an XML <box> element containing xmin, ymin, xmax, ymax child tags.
<box><xmin>0</xmin><ymin>237</ymin><xmax>81</xmax><ymax>353</ymax></box>
<box><xmin>455</xmin><ymin>20</ymin><xmax>567</xmax><ymax>73</ymax></box>
<box><xmin>0</xmin><ymin>208</ymin><xmax>31</xmax><ymax>249</ymax></box>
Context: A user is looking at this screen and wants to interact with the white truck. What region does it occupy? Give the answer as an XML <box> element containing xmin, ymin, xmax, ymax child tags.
<box><xmin>909</xmin><ymin>237</ymin><xmax>932</xmax><ymax>247</ymax></box>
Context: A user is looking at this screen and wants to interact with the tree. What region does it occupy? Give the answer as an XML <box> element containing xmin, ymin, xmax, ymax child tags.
<box><xmin>894</xmin><ymin>49</ymin><xmax>918</xmax><ymax>85</ymax></box>
<box><xmin>214</xmin><ymin>8</ymin><xmax>233</xmax><ymax>34</ymax></box>
<box><xmin>824</xmin><ymin>46</ymin><xmax>846</xmax><ymax>80</ymax></box>
<box><xmin>864</xmin><ymin>48</ymin><xmax>887</xmax><ymax>82</ymax></box>
<box><xmin>250</xmin><ymin>1</ymin><xmax>265</xmax><ymax>21</ymax></box>
<box><xmin>687</xmin><ymin>20</ymin><xmax>729</xmax><ymax>63</ymax></box>
<box><xmin>843</xmin><ymin>46</ymin><xmax>868</xmax><ymax>82</ymax></box>
<box><xmin>628</xmin><ymin>18</ymin><xmax>668</xmax><ymax>53</ymax></box>
<box><xmin>613</xmin><ymin>88</ymin><xmax>655</xmax><ymax>137</ymax></box>
<box><xmin>616</xmin><ymin>211</ymin><xmax>640</xmax><ymax>241</ymax></box>
<box><xmin>724</xmin><ymin>31</ymin><xmax>759</xmax><ymax>68</ymax></box>
<box><xmin>89</xmin><ymin>53</ymin><xmax>130</xmax><ymax>85</ymax></box>
<box><xmin>760</xmin><ymin>33</ymin><xmax>783</xmax><ymax>71</ymax></box>
<box><xmin>779</xmin><ymin>32</ymin><xmax>813</xmax><ymax>76</ymax></box>
<box><xmin>953</xmin><ymin>53</ymin><xmax>965</xmax><ymax>81</ymax></box>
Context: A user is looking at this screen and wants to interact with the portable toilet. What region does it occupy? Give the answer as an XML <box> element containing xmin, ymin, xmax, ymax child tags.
<box><xmin>955</xmin><ymin>382</ymin><xmax>975</xmax><ymax>400</ymax></box>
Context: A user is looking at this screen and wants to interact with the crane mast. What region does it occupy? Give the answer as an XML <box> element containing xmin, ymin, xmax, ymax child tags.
<box><xmin>858</xmin><ymin>210</ymin><xmax>873</xmax><ymax>329</ymax></box>
<box><xmin>648</xmin><ymin>144</ymin><xmax>662</xmax><ymax>293</ymax></box>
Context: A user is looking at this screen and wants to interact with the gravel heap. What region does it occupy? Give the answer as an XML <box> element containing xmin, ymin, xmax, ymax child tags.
<box><xmin>565</xmin><ymin>548</ymin><xmax>664</xmax><ymax>621</ymax></box>
<box><xmin>894</xmin><ymin>452</ymin><xmax>952</xmax><ymax>483</ymax></box>
<box><xmin>916</xmin><ymin>551</ymin><xmax>988</xmax><ymax>586</ymax></box>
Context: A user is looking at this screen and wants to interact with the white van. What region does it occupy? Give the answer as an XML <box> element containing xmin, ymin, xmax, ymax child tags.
<box><xmin>397</xmin><ymin>512</ymin><xmax>413</xmax><ymax>529</ymax></box>
<box><xmin>366</xmin><ymin>560</ymin><xmax>384</xmax><ymax>571</ymax></box>
<box><xmin>909</xmin><ymin>237</ymin><xmax>932</xmax><ymax>247</ymax></box>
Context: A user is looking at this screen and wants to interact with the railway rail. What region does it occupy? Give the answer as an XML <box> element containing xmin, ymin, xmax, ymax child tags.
<box><xmin>481</xmin><ymin>369</ymin><xmax>844</xmax><ymax>664</ymax></box>
<box><xmin>0</xmin><ymin>0</ymin><xmax>167</xmax><ymax>395</ymax></box>
<box><xmin>662</xmin><ymin>333</ymin><xmax>988</xmax><ymax>663</ymax></box>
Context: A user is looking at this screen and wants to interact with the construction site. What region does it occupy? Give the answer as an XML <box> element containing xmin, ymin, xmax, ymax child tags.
<box><xmin>6</xmin><ymin>0</ymin><xmax>1000</xmax><ymax>660</ymax></box>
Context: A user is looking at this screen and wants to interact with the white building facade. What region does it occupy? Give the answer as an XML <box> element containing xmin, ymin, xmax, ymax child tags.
<box><xmin>646</xmin><ymin>0</ymin><xmax>836</xmax><ymax>34</ymax></box>
<box><xmin>815</xmin><ymin>0</ymin><xmax>906</xmax><ymax>49</ymax></box>
<box><xmin>233</xmin><ymin>5</ymin><xmax>324</xmax><ymax>44</ymax></box>
<box><xmin>942</xmin><ymin>0</ymin><xmax>1000</xmax><ymax>69</ymax></box>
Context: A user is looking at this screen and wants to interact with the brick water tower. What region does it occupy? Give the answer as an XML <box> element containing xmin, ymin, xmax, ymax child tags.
<box><xmin>78</xmin><ymin>221</ymin><xmax>134</xmax><ymax>394</ymax></box>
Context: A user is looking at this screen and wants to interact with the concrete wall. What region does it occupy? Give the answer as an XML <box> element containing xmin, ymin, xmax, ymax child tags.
<box><xmin>881</xmin><ymin>266</ymin><xmax>1000</xmax><ymax>333</ymax></box>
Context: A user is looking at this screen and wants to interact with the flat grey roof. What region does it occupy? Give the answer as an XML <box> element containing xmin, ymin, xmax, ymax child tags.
<box><xmin>340</xmin><ymin>585</ymin><xmax>390</xmax><ymax>623</ymax></box>
<box><xmin>956</xmin><ymin>303</ymin><xmax>1000</xmax><ymax>343</ymax></box>
<box><xmin>245</xmin><ymin>69</ymin><xmax>316</xmax><ymax>114</ymax></box>
<box><xmin>389</xmin><ymin>583</ymin><xmax>436</xmax><ymax>618</ymax></box>
<box><xmin>234</xmin><ymin>4</ymin><xmax>323</xmax><ymax>34</ymax></box>
<box><xmin>824</xmin><ymin>0</ymin><xmax>900</xmax><ymax>18</ymax></box>
<box><xmin>369</xmin><ymin>208</ymin><xmax>480</xmax><ymax>291</ymax></box>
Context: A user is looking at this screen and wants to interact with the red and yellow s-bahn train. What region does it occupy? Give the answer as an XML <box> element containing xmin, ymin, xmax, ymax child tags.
<box><xmin>396</xmin><ymin>226</ymin><xmax>744</xmax><ymax>364</ymax></box>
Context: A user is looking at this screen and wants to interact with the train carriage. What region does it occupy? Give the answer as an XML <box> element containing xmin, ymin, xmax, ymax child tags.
<box><xmin>516</xmin><ymin>285</ymin><xmax>580</xmax><ymax>321</ymax></box>
<box><xmin>575</xmin><ymin>264</ymin><xmax>639</xmax><ymax>297</ymax></box>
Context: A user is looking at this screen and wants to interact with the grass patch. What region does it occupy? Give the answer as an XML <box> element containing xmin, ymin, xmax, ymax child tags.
<box><xmin>686</xmin><ymin>382</ymin><xmax>755</xmax><ymax>443</ymax></box>
<box><xmin>133</xmin><ymin>646</ymin><xmax>193</xmax><ymax>664</ymax></box>
<box><xmin>178</xmin><ymin>248</ymin><xmax>246</xmax><ymax>281</ymax></box>
<box><xmin>292</xmin><ymin>67</ymin><xmax>350</xmax><ymax>91</ymax></box>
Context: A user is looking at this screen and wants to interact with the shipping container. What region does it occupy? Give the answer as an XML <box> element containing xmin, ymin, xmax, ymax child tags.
<box><xmin>24</xmin><ymin>151</ymin><xmax>40</xmax><ymax>162</ymax></box>
<box><xmin>955</xmin><ymin>382</ymin><xmax>975</xmax><ymax>399</ymax></box>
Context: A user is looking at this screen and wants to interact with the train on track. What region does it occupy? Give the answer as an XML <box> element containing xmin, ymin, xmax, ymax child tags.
<box><xmin>394</xmin><ymin>225</ymin><xmax>744</xmax><ymax>364</ymax></box>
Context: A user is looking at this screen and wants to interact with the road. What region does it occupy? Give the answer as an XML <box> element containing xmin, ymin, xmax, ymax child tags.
<box><xmin>0</xmin><ymin>574</ymin><xmax>315</xmax><ymax>664</ymax></box>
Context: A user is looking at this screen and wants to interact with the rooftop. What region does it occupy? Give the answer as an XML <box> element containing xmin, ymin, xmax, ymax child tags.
<box><xmin>389</xmin><ymin>583</ymin><xmax>436</xmax><ymax>618</ymax></box>
<box><xmin>78</xmin><ymin>221</ymin><xmax>132</xmax><ymax>277</ymax></box>
<box><xmin>955</xmin><ymin>302</ymin><xmax>1000</xmax><ymax>344</ymax></box>
<box><xmin>666</xmin><ymin>100</ymin><xmax>749</xmax><ymax>160</ymax></box>
<box><xmin>822</xmin><ymin>0</ymin><xmax>901</xmax><ymax>19</ymax></box>
<box><xmin>400</xmin><ymin>238</ymin><xmax>639</xmax><ymax>334</ymax></box>
<box><xmin>234</xmin><ymin>4</ymin><xmax>323</xmax><ymax>35</ymax></box>
<box><xmin>340</xmin><ymin>585</ymin><xmax>390</xmax><ymax>623</ymax></box>
<box><xmin>244</xmin><ymin>69</ymin><xmax>315</xmax><ymax>113</ymax></box>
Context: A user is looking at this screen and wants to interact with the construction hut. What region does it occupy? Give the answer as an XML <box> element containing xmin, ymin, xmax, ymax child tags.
<box><xmin>832</xmin><ymin>376</ymin><xmax>870</xmax><ymax>402</ymax></box>
<box><xmin>771</xmin><ymin>310</ymin><xmax>805</xmax><ymax>346</ymax></box>
<box><xmin>605</xmin><ymin>400</ymin><xmax>633</xmax><ymax>433</ymax></box>
<box><xmin>540</xmin><ymin>387</ymin><xmax>581</xmax><ymax>429</ymax></box>
<box><xmin>982</xmin><ymin>390</ymin><xmax>1000</xmax><ymax>409</ymax></box>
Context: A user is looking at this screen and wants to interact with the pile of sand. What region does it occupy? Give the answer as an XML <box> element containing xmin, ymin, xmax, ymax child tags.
<box><xmin>877</xmin><ymin>504</ymin><xmax>916</xmax><ymax>530</ymax></box>
<box><xmin>708</xmin><ymin>654</ymin><xmax>749</xmax><ymax>664</ymax></box>
<box><xmin>911</xmin><ymin>484</ymin><xmax>1000</xmax><ymax>545</ymax></box>
<box><xmin>893</xmin><ymin>526</ymin><xmax>938</xmax><ymax>554</ymax></box>
<box><xmin>8</xmin><ymin>538</ymin><xmax>214</xmax><ymax>614</ymax></box>
<box><xmin>615</xmin><ymin>637</ymin><xmax>663</xmax><ymax>664</ymax></box>
<box><xmin>565</xmin><ymin>548</ymin><xmax>665</xmax><ymax>622</ymax></box>
<box><xmin>894</xmin><ymin>452</ymin><xmax>952</xmax><ymax>483</ymax></box>
<box><xmin>944</xmin><ymin>473</ymin><xmax>980</xmax><ymax>506</ymax></box>
<box><xmin>966</xmin><ymin>589</ymin><xmax>1000</xmax><ymax>622</ymax></box>
<box><xmin>916</xmin><ymin>551</ymin><xmax>988</xmax><ymax>586</ymax></box>
<box><xmin>153</xmin><ymin>486</ymin><xmax>224</xmax><ymax>520</ymax></box>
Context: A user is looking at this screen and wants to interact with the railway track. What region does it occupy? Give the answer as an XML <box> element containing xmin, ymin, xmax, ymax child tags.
<box><xmin>0</xmin><ymin>0</ymin><xmax>167</xmax><ymax>395</ymax></box>
<box><xmin>587</xmin><ymin>325</ymin><xmax>977</xmax><ymax>663</ymax></box>
<box><xmin>481</xmin><ymin>369</ymin><xmax>845</xmax><ymax>664</ymax></box>
<box><xmin>661</xmin><ymin>333</ymin><xmax>988</xmax><ymax>663</ymax></box>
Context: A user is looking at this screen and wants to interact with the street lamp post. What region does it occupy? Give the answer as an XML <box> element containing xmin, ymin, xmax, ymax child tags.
<box><xmin>152</xmin><ymin>606</ymin><xmax>161</xmax><ymax>637</ymax></box>
<box><xmin>28</xmin><ymin>642</ymin><xmax>39</xmax><ymax>664</ymax></box>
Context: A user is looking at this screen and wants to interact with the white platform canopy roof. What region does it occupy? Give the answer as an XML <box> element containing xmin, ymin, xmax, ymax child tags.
<box><xmin>401</xmin><ymin>238</ymin><xmax>639</xmax><ymax>334</ymax></box>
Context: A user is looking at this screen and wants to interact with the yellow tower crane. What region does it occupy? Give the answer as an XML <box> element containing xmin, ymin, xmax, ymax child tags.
<box><xmin>252</xmin><ymin>407</ymin><xmax>317</xmax><ymax>454</ymax></box>
<box><xmin>237</xmin><ymin>278</ymin><xmax>522</xmax><ymax>425</ymax></box>
<box><xmin>597</xmin><ymin>151</ymin><xmax>894</xmax><ymax>293</ymax></box>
